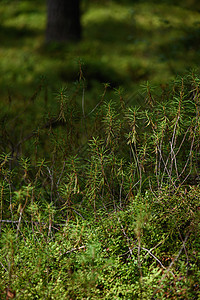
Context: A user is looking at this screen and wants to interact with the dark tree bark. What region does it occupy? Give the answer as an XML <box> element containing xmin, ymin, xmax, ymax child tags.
<box><xmin>46</xmin><ymin>0</ymin><xmax>81</xmax><ymax>42</ymax></box>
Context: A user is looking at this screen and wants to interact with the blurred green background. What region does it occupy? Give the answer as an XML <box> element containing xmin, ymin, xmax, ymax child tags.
<box><xmin>1</xmin><ymin>0</ymin><xmax>200</xmax><ymax>104</ymax></box>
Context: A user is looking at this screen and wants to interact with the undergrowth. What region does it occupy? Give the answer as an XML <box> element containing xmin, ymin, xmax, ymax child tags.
<box><xmin>0</xmin><ymin>72</ymin><xmax>200</xmax><ymax>299</ymax></box>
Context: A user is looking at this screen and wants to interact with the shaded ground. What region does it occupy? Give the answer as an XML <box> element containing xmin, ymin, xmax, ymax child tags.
<box><xmin>0</xmin><ymin>0</ymin><xmax>200</xmax><ymax>104</ymax></box>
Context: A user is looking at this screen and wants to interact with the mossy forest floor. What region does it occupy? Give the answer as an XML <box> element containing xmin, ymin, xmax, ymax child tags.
<box><xmin>0</xmin><ymin>0</ymin><xmax>200</xmax><ymax>299</ymax></box>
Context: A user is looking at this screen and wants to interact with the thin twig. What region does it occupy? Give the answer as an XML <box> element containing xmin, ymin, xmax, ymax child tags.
<box><xmin>0</xmin><ymin>261</ymin><xmax>8</xmax><ymax>272</ymax></box>
<box><xmin>59</xmin><ymin>245</ymin><xmax>86</xmax><ymax>261</ymax></box>
<box><xmin>152</xmin><ymin>231</ymin><xmax>190</xmax><ymax>296</ymax></box>
<box><xmin>117</xmin><ymin>216</ymin><xmax>133</xmax><ymax>257</ymax></box>
<box><xmin>140</xmin><ymin>246</ymin><xmax>175</xmax><ymax>276</ymax></box>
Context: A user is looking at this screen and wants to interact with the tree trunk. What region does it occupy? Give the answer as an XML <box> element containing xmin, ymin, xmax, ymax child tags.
<box><xmin>46</xmin><ymin>0</ymin><xmax>81</xmax><ymax>42</ymax></box>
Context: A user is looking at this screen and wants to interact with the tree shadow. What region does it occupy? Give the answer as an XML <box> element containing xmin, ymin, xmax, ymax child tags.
<box><xmin>0</xmin><ymin>24</ymin><xmax>41</xmax><ymax>47</ymax></box>
<box><xmin>84</xmin><ymin>18</ymin><xmax>135</xmax><ymax>45</ymax></box>
<box><xmin>155</xmin><ymin>25</ymin><xmax>200</xmax><ymax>70</ymax></box>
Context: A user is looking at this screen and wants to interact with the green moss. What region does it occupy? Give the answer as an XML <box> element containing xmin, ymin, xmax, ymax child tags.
<box><xmin>0</xmin><ymin>0</ymin><xmax>200</xmax><ymax>102</ymax></box>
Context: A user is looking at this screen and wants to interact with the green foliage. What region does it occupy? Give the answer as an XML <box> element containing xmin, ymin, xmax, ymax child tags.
<box><xmin>0</xmin><ymin>73</ymin><xmax>200</xmax><ymax>299</ymax></box>
<box><xmin>1</xmin><ymin>1</ymin><xmax>200</xmax><ymax>298</ymax></box>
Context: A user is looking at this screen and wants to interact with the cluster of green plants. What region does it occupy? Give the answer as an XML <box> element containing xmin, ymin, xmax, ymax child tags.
<box><xmin>0</xmin><ymin>72</ymin><xmax>199</xmax><ymax>299</ymax></box>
